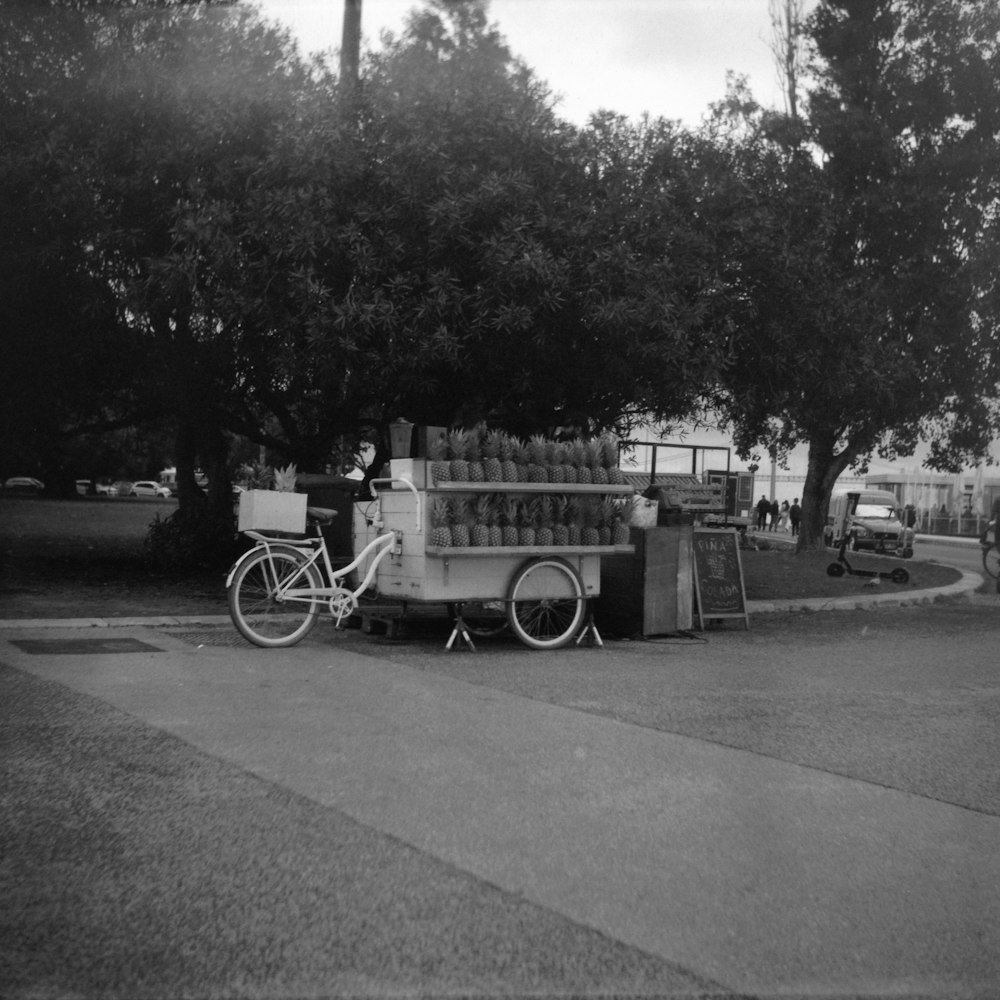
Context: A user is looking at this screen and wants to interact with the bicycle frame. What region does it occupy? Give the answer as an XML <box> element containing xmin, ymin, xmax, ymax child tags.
<box><xmin>270</xmin><ymin>529</ymin><xmax>397</xmax><ymax>606</ymax></box>
<box><xmin>227</xmin><ymin>477</ymin><xmax>420</xmax><ymax>616</ymax></box>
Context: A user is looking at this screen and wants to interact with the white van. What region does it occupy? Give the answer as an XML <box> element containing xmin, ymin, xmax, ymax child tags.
<box><xmin>825</xmin><ymin>489</ymin><xmax>905</xmax><ymax>554</ymax></box>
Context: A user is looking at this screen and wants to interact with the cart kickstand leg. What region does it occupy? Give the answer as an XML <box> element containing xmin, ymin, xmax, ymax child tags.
<box><xmin>576</xmin><ymin>602</ymin><xmax>604</xmax><ymax>648</ymax></box>
<box><xmin>445</xmin><ymin>605</ymin><xmax>477</xmax><ymax>652</ymax></box>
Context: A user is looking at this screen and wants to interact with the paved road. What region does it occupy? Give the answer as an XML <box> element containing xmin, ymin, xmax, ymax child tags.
<box><xmin>3</xmin><ymin>582</ymin><xmax>1000</xmax><ymax>999</ymax></box>
<box><xmin>914</xmin><ymin>533</ymin><xmax>988</xmax><ymax>570</ymax></box>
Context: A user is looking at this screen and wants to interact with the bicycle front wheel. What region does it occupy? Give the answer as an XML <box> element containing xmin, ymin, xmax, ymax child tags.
<box><xmin>228</xmin><ymin>549</ymin><xmax>322</xmax><ymax>647</ymax></box>
<box><xmin>506</xmin><ymin>557</ymin><xmax>585</xmax><ymax>650</ymax></box>
<box><xmin>983</xmin><ymin>545</ymin><xmax>1000</xmax><ymax>579</ymax></box>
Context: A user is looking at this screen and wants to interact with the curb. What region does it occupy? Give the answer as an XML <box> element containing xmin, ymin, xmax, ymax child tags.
<box><xmin>0</xmin><ymin>614</ymin><xmax>234</xmax><ymax>631</ymax></box>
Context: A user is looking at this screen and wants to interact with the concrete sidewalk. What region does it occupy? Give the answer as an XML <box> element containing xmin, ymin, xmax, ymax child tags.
<box><xmin>3</xmin><ymin>620</ymin><xmax>999</xmax><ymax>998</ymax></box>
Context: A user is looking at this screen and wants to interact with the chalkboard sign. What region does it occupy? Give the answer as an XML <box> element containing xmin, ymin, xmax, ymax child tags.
<box><xmin>692</xmin><ymin>529</ymin><xmax>749</xmax><ymax>629</ymax></box>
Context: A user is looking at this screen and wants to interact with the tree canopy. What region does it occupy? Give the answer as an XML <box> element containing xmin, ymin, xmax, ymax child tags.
<box><xmin>690</xmin><ymin>0</ymin><xmax>1000</xmax><ymax>548</ymax></box>
<box><xmin>4</xmin><ymin>0</ymin><xmax>998</xmax><ymax>566</ymax></box>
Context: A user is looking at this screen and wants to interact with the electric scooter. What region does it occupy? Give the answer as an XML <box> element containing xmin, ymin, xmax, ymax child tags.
<box><xmin>826</xmin><ymin>490</ymin><xmax>910</xmax><ymax>584</ymax></box>
<box><xmin>827</xmin><ymin>535</ymin><xmax>909</xmax><ymax>584</ymax></box>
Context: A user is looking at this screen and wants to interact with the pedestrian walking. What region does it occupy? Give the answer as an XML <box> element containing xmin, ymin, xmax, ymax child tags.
<box><xmin>756</xmin><ymin>494</ymin><xmax>770</xmax><ymax>530</ymax></box>
<box><xmin>789</xmin><ymin>498</ymin><xmax>802</xmax><ymax>536</ymax></box>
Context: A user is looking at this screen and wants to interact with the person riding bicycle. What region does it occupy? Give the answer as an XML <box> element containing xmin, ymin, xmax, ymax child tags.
<box><xmin>979</xmin><ymin>497</ymin><xmax>1000</xmax><ymax>548</ymax></box>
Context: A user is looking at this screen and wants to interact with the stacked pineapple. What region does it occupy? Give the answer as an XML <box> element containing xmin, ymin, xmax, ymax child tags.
<box><xmin>424</xmin><ymin>426</ymin><xmax>633</xmax><ymax>549</ymax></box>
<box><xmin>428</xmin><ymin>490</ymin><xmax>634</xmax><ymax>549</ymax></box>
<box><xmin>429</xmin><ymin>427</ymin><xmax>623</xmax><ymax>485</ymax></box>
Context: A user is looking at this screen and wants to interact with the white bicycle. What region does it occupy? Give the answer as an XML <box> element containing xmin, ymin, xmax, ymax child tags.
<box><xmin>226</xmin><ymin>506</ymin><xmax>398</xmax><ymax>648</ymax></box>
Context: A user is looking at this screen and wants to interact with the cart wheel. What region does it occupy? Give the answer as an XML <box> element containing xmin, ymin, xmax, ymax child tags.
<box><xmin>982</xmin><ymin>545</ymin><xmax>1000</xmax><ymax>580</ymax></box>
<box><xmin>448</xmin><ymin>602</ymin><xmax>508</xmax><ymax>638</ymax></box>
<box><xmin>827</xmin><ymin>562</ymin><xmax>845</xmax><ymax>577</ymax></box>
<box><xmin>506</xmin><ymin>557</ymin><xmax>586</xmax><ymax>650</ymax></box>
<box><xmin>890</xmin><ymin>567</ymin><xmax>909</xmax><ymax>585</ymax></box>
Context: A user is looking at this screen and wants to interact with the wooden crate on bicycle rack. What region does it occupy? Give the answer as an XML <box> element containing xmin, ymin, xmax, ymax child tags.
<box><xmin>237</xmin><ymin>490</ymin><xmax>307</xmax><ymax>534</ymax></box>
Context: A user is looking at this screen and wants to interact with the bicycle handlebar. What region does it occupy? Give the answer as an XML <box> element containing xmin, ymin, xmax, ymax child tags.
<box><xmin>369</xmin><ymin>478</ymin><xmax>422</xmax><ymax>531</ymax></box>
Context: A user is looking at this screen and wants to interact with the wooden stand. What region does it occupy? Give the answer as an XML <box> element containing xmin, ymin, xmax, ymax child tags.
<box><xmin>597</xmin><ymin>526</ymin><xmax>694</xmax><ymax>637</ymax></box>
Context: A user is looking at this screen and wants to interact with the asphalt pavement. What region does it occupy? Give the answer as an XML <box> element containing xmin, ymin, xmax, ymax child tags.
<box><xmin>2</xmin><ymin>543</ymin><xmax>999</xmax><ymax>999</ymax></box>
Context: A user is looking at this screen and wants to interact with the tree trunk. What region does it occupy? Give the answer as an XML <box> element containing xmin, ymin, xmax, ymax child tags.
<box><xmin>795</xmin><ymin>437</ymin><xmax>853</xmax><ymax>552</ymax></box>
<box><xmin>200</xmin><ymin>428</ymin><xmax>233</xmax><ymax>524</ymax></box>
<box><xmin>174</xmin><ymin>421</ymin><xmax>207</xmax><ymax>512</ymax></box>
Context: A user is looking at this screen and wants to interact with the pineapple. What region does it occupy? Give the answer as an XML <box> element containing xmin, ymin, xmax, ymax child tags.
<box><xmin>466</xmin><ymin>424</ymin><xmax>486</xmax><ymax>483</ymax></box>
<box><xmin>486</xmin><ymin>493</ymin><xmax>503</xmax><ymax>546</ymax></box>
<box><xmin>482</xmin><ymin>429</ymin><xmax>504</xmax><ymax>482</ymax></box>
<box><xmin>499</xmin><ymin>495</ymin><xmax>520</xmax><ymax>547</ymax></box>
<box><xmin>518</xmin><ymin>498</ymin><xmax>537</xmax><ymax>547</ymax></box>
<box><xmin>273</xmin><ymin>463</ymin><xmax>298</xmax><ymax>492</ymax></box>
<box><xmin>611</xmin><ymin>498</ymin><xmax>632</xmax><ymax>545</ymax></box>
<box><xmin>428</xmin><ymin>433</ymin><xmax>450</xmax><ymax>485</ymax></box>
<box><xmin>548</xmin><ymin>442</ymin><xmax>567</xmax><ymax>485</ymax></box>
<box><xmin>580</xmin><ymin>498</ymin><xmax>600</xmax><ymax>546</ymax></box>
<box><xmin>601</xmin><ymin>434</ymin><xmax>625</xmax><ymax>485</ymax></box>
<box><xmin>513</xmin><ymin>438</ymin><xmax>531</xmax><ymax>482</ymax></box>
<box><xmin>535</xmin><ymin>494</ymin><xmax>555</xmax><ymax>546</ymax></box>
<box><xmin>430</xmin><ymin>498</ymin><xmax>453</xmax><ymax>548</ymax></box>
<box><xmin>590</xmin><ymin>439</ymin><xmax>609</xmax><ymax>486</ymax></box>
<box><xmin>565</xmin><ymin>496</ymin><xmax>582</xmax><ymax>546</ymax></box>
<box><xmin>470</xmin><ymin>494</ymin><xmax>492</xmax><ymax>547</ymax></box>
<box><xmin>448</xmin><ymin>428</ymin><xmax>470</xmax><ymax>482</ymax></box>
<box><xmin>498</xmin><ymin>433</ymin><xmax>519</xmax><ymax>483</ymax></box>
<box><xmin>527</xmin><ymin>434</ymin><xmax>550</xmax><ymax>483</ymax></box>
<box><xmin>560</xmin><ymin>443</ymin><xmax>578</xmax><ymax>484</ymax></box>
<box><xmin>552</xmin><ymin>495</ymin><xmax>570</xmax><ymax>546</ymax></box>
<box><xmin>450</xmin><ymin>497</ymin><xmax>471</xmax><ymax>547</ymax></box>
<box><xmin>570</xmin><ymin>439</ymin><xmax>592</xmax><ymax>484</ymax></box>
<box><xmin>597</xmin><ymin>498</ymin><xmax>615</xmax><ymax>545</ymax></box>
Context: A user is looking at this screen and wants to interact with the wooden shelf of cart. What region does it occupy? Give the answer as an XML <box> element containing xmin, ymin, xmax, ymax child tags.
<box><xmin>352</xmin><ymin>483</ymin><xmax>635</xmax><ymax>605</ymax></box>
<box><xmin>430</xmin><ymin>483</ymin><xmax>635</xmax><ymax>494</ymax></box>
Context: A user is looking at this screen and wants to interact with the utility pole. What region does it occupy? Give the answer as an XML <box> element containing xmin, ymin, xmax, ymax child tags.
<box><xmin>340</xmin><ymin>0</ymin><xmax>362</xmax><ymax>93</ymax></box>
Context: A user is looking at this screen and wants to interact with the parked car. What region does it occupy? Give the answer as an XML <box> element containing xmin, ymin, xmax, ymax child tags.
<box><xmin>129</xmin><ymin>480</ymin><xmax>172</xmax><ymax>499</ymax></box>
<box><xmin>825</xmin><ymin>489</ymin><xmax>905</xmax><ymax>554</ymax></box>
<box><xmin>75</xmin><ymin>479</ymin><xmax>119</xmax><ymax>497</ymax></box>
<box><xmin>3</xmin><ymin>476</ymin><xmax>45</xmax><ymax>494</ymax></box>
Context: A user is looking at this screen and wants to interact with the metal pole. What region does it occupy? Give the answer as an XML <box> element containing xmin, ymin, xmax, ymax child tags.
<box><xmin>341</xmin><ymin>0</ymin><xmax>362</xmax><ymax>92</ymax></box>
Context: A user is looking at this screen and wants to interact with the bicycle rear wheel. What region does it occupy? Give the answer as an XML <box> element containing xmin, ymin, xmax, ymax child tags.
<box><xmin>983</xmin><ymin>545</ymin><xmax>1000</xmax><ymax>579</ymax></box>
<box><xmin>506</xmin><ymin>557</ymin><xmax>585</xmax><ymax>650</ymax></box>
<box><xmin>228</xmin><ymin>549</ymin><xmax>322</xmax><ymax>647</ymax></box>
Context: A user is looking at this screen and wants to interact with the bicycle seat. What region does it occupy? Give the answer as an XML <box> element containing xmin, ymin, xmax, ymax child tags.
<box><xmin>305</xmin><ymin>506</ymin><xmax>337</xmax><ymax>524</ymax></box>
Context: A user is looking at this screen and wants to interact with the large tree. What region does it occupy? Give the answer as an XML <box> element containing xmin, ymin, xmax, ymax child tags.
<box><xmin>1</xmin><ymin>1</ymin><xmax>308</xmax><ymax>512</ymax></box>
<box><xmin>195</xmin><ymin>0</ymin><xmax>731</xmax><ymax>477</ymax></box>
<box><xmin>701</xmin><ymin>0</ymin><xmax>1000</xmax><ymax>549</ymax></box>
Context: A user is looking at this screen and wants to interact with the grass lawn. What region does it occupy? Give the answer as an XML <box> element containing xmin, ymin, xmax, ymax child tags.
<box><xmin>738</xmin><ymin>543</ymin><xmax>960</xmax><ymax>601</ymax></box>
<box><xmin>0</xmin><ymin>496</ymin><xmax>964</xmax><ymax>620</ymax></box>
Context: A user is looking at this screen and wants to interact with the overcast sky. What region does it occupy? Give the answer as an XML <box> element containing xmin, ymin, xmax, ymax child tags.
<box><xmin>254</xmin><ymin>0</ymin><xmax>806</xmax><ymax>126</ymax></box>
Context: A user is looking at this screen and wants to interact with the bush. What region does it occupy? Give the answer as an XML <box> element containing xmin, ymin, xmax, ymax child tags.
<box><xmin>144</xmin><ymin>506</ymin><xmax>242</xmax><ymax>572</ymax></box>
